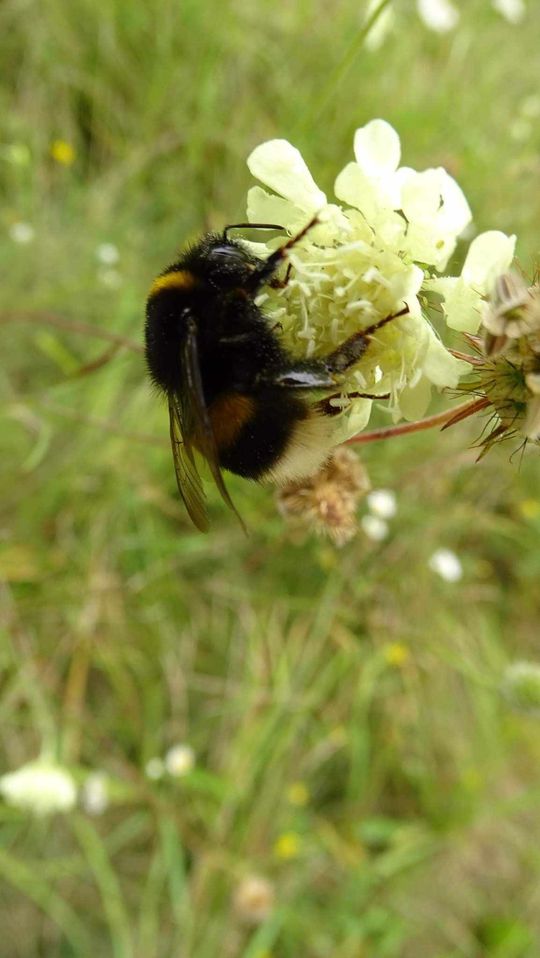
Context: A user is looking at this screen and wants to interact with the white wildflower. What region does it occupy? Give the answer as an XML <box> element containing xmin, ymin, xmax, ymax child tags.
<box><xmin>96</xmin><ymin>243</ymin><xmax>120</xmax><ymax>265</ymax></box>
<box><xmin>428</xmin><ymin>548</ymin><xmax>463</xmax><ymax>582</ymax></box>
<box><xmin>364</xmin><ymin>0</ymin><xmax>396</xmax><ymax>51</ymax></box>
<box><xmin>9</xmin><ymin>222</ymin><xmax>35</xmax><ymax>244</ymax></box>
<box><xmin>81</xmin><ymin>772</ymin><xmax>108</xmax><ymax>815</ymax></box>
<box><xmin>366</xmin><ymin>489</ymin><xmax>397</xmax><ymax>519</ymax></box>
<box><xmin>97</xmin><ymin>267</ymin><xmax>122</xmax><ymax>289</ymax></box>
<box><xmin>164</xmin><ymin>744</ymin><xmax>195</xmax><ymax>777</ymax></box>
<box><xmin>416</xmin><ymin>0</ymin><xmax>460</xmax><ymax>33</ymax></box>
<box><xmin>492</xmin><ymin>0</ymin><xmax>526</xmax><ymax>24</ymax></box>
<box><xmin>145</xmin><ymin>757</ymin><xmax>165</xmax><ymax>780</ymax></box>
<box><xmin>361</xmin><ymin>514</ymin><xmax>389</xmax><ymax>541</ymax></box>
<box><xmin>0</xmin><ymin>759</ymin><xmax>77</xmax><ymax>816</ymax></box>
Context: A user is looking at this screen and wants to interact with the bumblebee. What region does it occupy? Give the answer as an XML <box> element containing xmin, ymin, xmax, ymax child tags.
<box><xmin>145</xmin><ymin>217</ymin><xmax>407</xmax><ymax>531</ymax></box>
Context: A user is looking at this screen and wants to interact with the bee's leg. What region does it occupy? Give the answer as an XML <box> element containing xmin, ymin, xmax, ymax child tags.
<box><xmin>317</xmin><ymin>391</ymin><xmax>390</xmax><ymax>416</ymax></box>
<box><xmin>323</xmin><ymin>305</ymin><xmax>409</xmax><ymax>374</ymax></box>
<box><xmin>246</xmin><ymin>214</ymin><xmax>320</xmax><ymax>290</ymax></box>
<box><xmin>268</xmin><ymin>262</ymin><xmax>292</xmax><ymax>289</ymax></box>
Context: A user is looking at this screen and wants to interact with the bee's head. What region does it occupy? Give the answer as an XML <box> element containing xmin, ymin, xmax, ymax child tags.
<box><xmin>196</xmin><ymin>235</ymin><xmax>261</xmax><ymax>290</ymax></box>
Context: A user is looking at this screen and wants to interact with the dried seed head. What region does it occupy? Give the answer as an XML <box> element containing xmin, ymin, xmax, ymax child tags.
<box><xmin>233</xmin><ymin>875</ymin><xmax>275</xmax><ymax>925</ymax></box>
<box><xmin>277</xmin><ymin>447</ymin><xmax>370</xmax><ymax>546</ymax></box>
<box><xmin>482</xmin><ymin>273</ymin><xmax>540</xmax><ymax>357</ymax></box>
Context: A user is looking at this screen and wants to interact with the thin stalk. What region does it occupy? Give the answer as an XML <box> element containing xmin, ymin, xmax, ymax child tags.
<box><xmin>1</xmin><ymin>310</ymin><xmax>144</xmax><ymax>355</ymax></box>
<box><xmin>346</xmin><ymin>397</ymin><xmax>491</xmax><ymax>445</ymax></box>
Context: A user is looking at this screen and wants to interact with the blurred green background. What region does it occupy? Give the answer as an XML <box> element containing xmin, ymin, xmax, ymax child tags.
<box><xmin>2</xmin><ymin>0</ymin><xmax>540</xmax><ymax>955</ymax></box>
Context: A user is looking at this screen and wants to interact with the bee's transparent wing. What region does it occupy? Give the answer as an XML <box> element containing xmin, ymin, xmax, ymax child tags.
<box><xmin>168</xmin><ymin>315</ymin><xmax>243</xmax><ymax>531</ymax></box>
<box><xmin>168</xmin><ymin>392</ymin><xmax>209</xmax><ymax>532</ymax></box>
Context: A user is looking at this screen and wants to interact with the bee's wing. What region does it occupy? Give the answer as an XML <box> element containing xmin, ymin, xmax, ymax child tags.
<box><xmin>168</xmin><ymin>316</ymin><xmax>244</xmax><ymax>531</ymax></box>
<box><xmin>168</xmin><ymin>392</ymin><xmax>209</xmax><ymax>532</ymax></box>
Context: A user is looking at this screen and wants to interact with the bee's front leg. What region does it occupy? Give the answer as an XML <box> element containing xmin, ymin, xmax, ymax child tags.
<box><xmin>323</xmin><ymin>305</ymin><xmax>409</xmax><ymax>374</ymax></box>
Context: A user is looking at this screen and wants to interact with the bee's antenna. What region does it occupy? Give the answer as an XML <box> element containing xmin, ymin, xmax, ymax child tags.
<box><xmin>223</xmin><ymin>222</ymin><xmax>284</xmax><ymax>240</ymax></box>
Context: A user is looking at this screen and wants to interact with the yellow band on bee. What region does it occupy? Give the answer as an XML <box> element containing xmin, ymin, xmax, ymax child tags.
<box><xmin>148</xmin><ymin>269</ymin><xmax>197</xmax><ymax>299</ymax></box>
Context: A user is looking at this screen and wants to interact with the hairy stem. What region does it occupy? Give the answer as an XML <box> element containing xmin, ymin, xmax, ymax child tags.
<box><xmin>346</xmin><ymin>397</ymin><xmax>491</xmax><ymax>445</ymax></box>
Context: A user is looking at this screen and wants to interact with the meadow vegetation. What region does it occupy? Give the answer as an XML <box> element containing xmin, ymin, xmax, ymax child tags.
<box><xmin>1</xmin><ymin>1</ymin><xmax>540</xmax><ymax>955</ymax></box>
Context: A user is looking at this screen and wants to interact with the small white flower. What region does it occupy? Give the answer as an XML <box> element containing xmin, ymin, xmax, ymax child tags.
<box><xmin>9</xmin><ymin>222</ymin><xmax>35</xmax><ymax>244</ymax></box>
<box><xmin>97</xmin><ymin>268</ymin><xmax>122</xmax><ymax>289</ymax></box>
<box><xmin>492</xmin><ymin>0</ymin><xmax>526</xmax><ymax>24</ymax></box>
<box><xmin>366</xmin><ymin>489</ymin><xmax>397</xmax><ymax>519</ymax></box>
<box><xmin>0</xmin><ymin>759</ymin><xmax>77</xmax><ymax>816</ymax></box>
<box><xmin>416</xmin><ymin>0</ymin><xmax>460</xmax><ymax>33</ymax></box>
<box><xmin>96</xmin><ymin>243</ymin><xmax>120</xmax><ymax>265</ymax></box>
<box><xmin>164</xmin><ymin>744</ymin><xmax>195</xmax><ymax>777</ymax></box>
<box><xmin>145</xmin><ymin>757</ymin><xmax>165</xmax><ymax>780</ymax></box>
<box><xmin>361</xmin><ymin>514</ymin><xmax>389</xmax><ymax>541</ymax></box>
<box><xmin>428</xmin><ymin>548</ymin><xmax>463</xmax><ymax>582</ymax></box>
<box><xmin>81</xmin><ymin>772</ymin><xmax>108</xmax><ymax>815</ymax></box>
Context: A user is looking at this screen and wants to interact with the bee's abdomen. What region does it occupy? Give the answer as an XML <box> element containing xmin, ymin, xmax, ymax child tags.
<box><xmin>214</xmin><ymin>389</ymin><xmax>305</xmax><ymax>480</ymax></box>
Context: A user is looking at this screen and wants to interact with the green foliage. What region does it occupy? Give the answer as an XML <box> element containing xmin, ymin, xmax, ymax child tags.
<box><xmin>2</xmin><ymin>1</ymin><xmax>540</xmax><ymax>955</ymax></box>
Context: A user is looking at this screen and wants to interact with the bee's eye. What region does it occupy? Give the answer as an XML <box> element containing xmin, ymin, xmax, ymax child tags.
<box><xmin>209</xmin><ymin>245</ymin><xmax>247</xmax><ymax>263</ymax></box>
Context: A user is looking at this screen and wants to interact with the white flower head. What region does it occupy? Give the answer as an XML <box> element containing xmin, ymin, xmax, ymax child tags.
<box><xmin>96</xmin><ymin>242</ymin><xmax>120</xmax><ymax>265</ymax></box>
<box><xmin>164</xmin><ymin>744</ymin><xmax>195</xmax><ymax>777</ymax></box>
<box><xmin>0</xmin><ymin>759</ymin><xmax>77</xmax><ymax>816</ymax></box>
<box><xmin>145</xmin><ymin>757</ymin><xmax>165</xmax><ymax>780</ymax></box>
<box><xmin>428</xmin><ymin>548</ymin><xmax>463</xmax><ymax>582</ymax></box>
<box><xmin>416</xmin><ymin>0</ymin><xmax>460</xmax><ymax>33</ymax></box>
<box><xmin>233</xmin><ymin>875</ymin><xmax>275</xmax><ymax>925</ymax></box>
<box><xmin>246</xmin><ymin>119</ymin><xmax>494</xmax><ymax>436</ymax></box>
<box><xmin>361</xmin><ymin>514</ymin><xmax>389</xmax><ymax>541</ymax></box>
<box><xmin>9</xmin><ymin>222</ymin><xmax>35</xmax><ymax>244</ymax></box>
<box><xmin>81</xmin><ymin>772</ymin><xmax>109</xmax><ymax>816</ymax></box>
<box><xmin>492</xmin><ymin>0</ymin><xmax>526</xmax><ymax>24</ymax></box>
<box><xmin>366</xmin><ymin>489</ymin><xmax>397</xmax><ymax>519</ymax></box>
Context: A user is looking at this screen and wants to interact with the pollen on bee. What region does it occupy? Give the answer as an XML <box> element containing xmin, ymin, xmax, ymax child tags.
<box><xmin>148</xmin><ymin>269</ymin><xmax>198</xmax><ymax>299</ymax></box>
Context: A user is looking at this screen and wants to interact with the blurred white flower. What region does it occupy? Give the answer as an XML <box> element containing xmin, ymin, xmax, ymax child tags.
<box><xmin>416</xmin><ymin>0</ymin><xmax>460</xmax><ymax>33</ymax></box>
<box><xmin>502</xmin><ymin>661</ymin><xmax>540</xmax><ymax>714</ymax></box>
<box><xmin>361</xmin><ymin>514</ymin><xmax>389</xmax><ymax>541</ymax></box>
<box><xmin>0</xmin><ymin>759</ymin><xmax>77</xmax><ymax>816</ymax></box>
<box><xmin>145</xmin><ymin>757</ymin><xmax>165</xmax><ymax>780</ymax></box>
<box><xmin>364</xmin><ymin>0</ymin><xmax>396</xmax><ymax>51</ymax></box>
<box><xmin>97</xmin><ymin>267</ymin><xmax>122</xmax><ymax>289</ymax></box>
<box><xmin>233</xmin><ymin>875</ymin><xmax>275</xmax><ymax>925</ymax></box>
<box><xmin>81</xmin><ymin>772</ymin><xmax>108</xmax><ymax>815</ymax></box>
<box><xmin>428</xmin><ymin>548</ymin><xmax>463</xmax><ymax>582</ymax></box>
<box><xmin>96</xmin><ymin>242</ymin><xmax>120</xmax><ymax>265</ymax></box>
<box><xmin>165</xmin><ymin>744</ymin><xmax>195</xmax><ymax>777</ymax></box>
<box><xmin>366</xmin><ymin>489</ymin><xmax>397</xmax><ymax>519</ymax></box>
<box><xmin>9</xmin><ymin>221</ymin><xmax>35</xmax><ymax>244</ymax></box>
<box><xmin>492</xmin><ymin>0</ymin><xmax>526</xmax><ymax>24</ymax></box>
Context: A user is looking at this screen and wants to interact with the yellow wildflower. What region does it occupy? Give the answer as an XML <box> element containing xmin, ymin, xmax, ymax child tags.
<box><xmin>286</xmin><ymin>781</ymin><xmax>309</xmax><ymax>807</ymax></box>
<box><xmin>274</xmin><ymin>831</ymin><xmax>301</xmax><ymax>860</ymax></box>
<box><xmin>50</xmin><ymin>140</ymin><xmax>75</xmax><ymax>166</ymax></box>
<box><xmin>383</xmin><ymin>642</ymin><xmax>410</xmax><ymax>667</ymax></box>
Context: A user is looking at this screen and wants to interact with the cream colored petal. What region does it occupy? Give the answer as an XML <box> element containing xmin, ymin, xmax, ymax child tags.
<box><xmin>246</xmin><ymin>186</ymin><xmax>309</xmax><ymax>233</ymax></box>
<box><xmin>422</xmin><ymin>326</ymin><xmax>468</xmax><ymax>386</ymax></box>
<box><xmin>353</xmin><ymin>119</ymin><xmax>401</xmax><ymax>176</ymax></box>
<box><xmin>437</xmin><ymin>170</ymin><xmax>472</xmax><ymax>234</ymax></box>
<box><xmin>461</xmin><ymin>230</ymin><xmax>517</xmax><ymax>292</ymax></box>
<box><xmin>334</xmin><ymin>162</ymin><xmax>379</xmax><ymax>218</ymax></box>
<box><xmin>398</xmin><ymin>377</ymin><xmax>433</xmax><ymax>420</ymax></box>
<box><xmin>247</xmin><ymin>140</ymin><xmax>326</xmax><ymax>212</ymax></box>
<box><xmin>428</xmin><ymin>276</ymin><xmax>483</xmax><ymax>332</ymax></box>
<box><xmin>400</xmin><ymin>169</ymin><xmax>444</xmax><ymax>223</ymax></box>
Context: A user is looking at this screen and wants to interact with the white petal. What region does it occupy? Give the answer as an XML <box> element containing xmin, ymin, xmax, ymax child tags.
<box><xmin>428</xmin><ymin>276</ymin><xmax>484</xmax><ymax>332</ymax></box>
<box><xmin>398</xmin><ymin>376</ymin><xmax>433</xmax><ymax>420</ymax></box>
<box><xmin>461</xmin><ymin>231</ymin><xmax>517</xmax><ymax>293</ymax></box>
<box><xmin>246</xmin><ymin>186</ymin><xmax>307</xmax><ymax>232</ymax></box>
<box><xmin>353</xmin><ymin>119</ymin><xmax>401</xmax><ymax>177</ymax></box>
<box><xmin>437</xmin><ymin>171</ymin><xmax>473</xmax><ymax>235</ymax></box>
<box><xmin>422</xmin><ymin>326</ymin><xmax>468</xmax><ymax>386</ymax></box>
<box><xmin>416</xmin><ymin>0</ymin><xmax>460</xmax><ymax>33</ymax></box>
<box><xmin>334</xmin><ymin>162</ymin><xmax>379</xmax><ymax>219</ymax></box>
<box><xmin>247</xmin><ymin>140</ymin><xmax>326</xmax><ymax>213</ymax></box>
<box><xmin>400</xmin><ymin>168</ymin><xmax>444</xmax><ymax>223</ymax></box>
